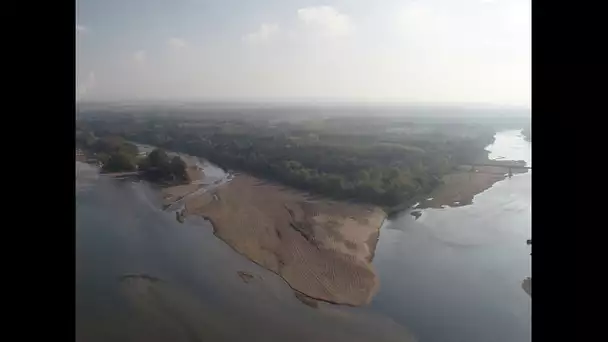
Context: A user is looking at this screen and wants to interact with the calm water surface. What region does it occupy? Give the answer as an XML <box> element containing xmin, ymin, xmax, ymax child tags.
<box><xmin>371</xmin><ymin>129</ymin><xmax>531</xmax><ymax>342</ymax></box>
<box><xmin>76</xmin><ymin>162</ymin><xmax>413</xmax><ymax>342</ymax></box>
<box><xmin>76</xmin><ymin>130</ymin><xmax>530</xmax><ymax>342</ymax></box>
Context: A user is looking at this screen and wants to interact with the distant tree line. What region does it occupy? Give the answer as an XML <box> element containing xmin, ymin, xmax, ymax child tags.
<box><xmin>77</xmin><ymin>116</ymin><xmax>495</xmax><ymax>209</ymax></box>
<box><xmin>76</xmin><ymin>132</ymin><xmax>139</xmax><ymax>171</ymax></box>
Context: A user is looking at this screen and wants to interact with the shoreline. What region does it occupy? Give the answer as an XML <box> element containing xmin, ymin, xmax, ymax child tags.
<box><xmin>96</xmin><ymin>142</ymin><xmax>528</xmax><ymax>306</ymax></box>
<box><xmin>418</xmin><ymin>162</ymin><xmax>528</xmax><ymax>210</ymax></box>
<box><xmin>164</xmin><ymin>174</ymin><xmax>385</xmax><ymax>306</ymax></box>
<box><xmin>156</xmin><ymin>156</ymin><xmax>528</xmax><ymax>305</ymax></box>
<box><xmin>198</xmin><ymin>211</ymin><xmax>377</xmax><ymax>307</ymax></box>
<box><xmin>387</xmin><ymin>158</ymin><xmax>529</xmax><ymax>215</ymax></box>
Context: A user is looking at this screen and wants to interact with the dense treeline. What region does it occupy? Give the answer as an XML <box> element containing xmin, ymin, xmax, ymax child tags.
<box><xmin>76</xmin><ymin>130</ymin><xmax>188</xmax><ymax>182</ymax></box>
<box><xmin>139</xmin><ymin>148</ymin><xmax>189</xmax><ymax>183</ymax></box>
<box><xmin>76</xmin><ymin>132</ymin><xmax>139</xmax><ymax>171</ymax></box>
<box><xmin>77</xmin><ymin>116</ymin><xmax>495</xmax><ymax>208</ymax></box>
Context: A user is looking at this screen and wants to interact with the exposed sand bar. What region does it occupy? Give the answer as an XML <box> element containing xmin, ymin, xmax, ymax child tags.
<box><xmin>159</xmin><ymin>157</ymin><xmax>527</xmax><ymax>305</ymax></box>
<box><xmin>419</xmin><ymin>164</ymin><xmax>528</xmax><ymax>209</ymax></box>
<box><xmin>167</xmin><ymin>174</ymin><xmax>385</xmax><ymax>306</ymax></box>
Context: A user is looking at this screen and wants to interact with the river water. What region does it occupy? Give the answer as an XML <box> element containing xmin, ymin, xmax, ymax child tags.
<box><xmin>370</xmin><ymin>129</ymin><xmax>531</xmax><ymax>342</ymax></box>
<box><xmin>76</xmin><ymin>130</ymin><xmax>531</xmax><ymax>342</ymax></box>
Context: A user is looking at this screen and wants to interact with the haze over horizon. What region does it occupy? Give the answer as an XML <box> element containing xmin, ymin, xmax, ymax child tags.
<box><xmin>77</xmin><ymin>0</ymin><xmax>530</xmax><ymax>107</ymax></box>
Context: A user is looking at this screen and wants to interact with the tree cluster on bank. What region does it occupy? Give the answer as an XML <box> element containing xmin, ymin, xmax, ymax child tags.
<box><xmin>138</xmin><ymin>148</ymin><xmax>189</xmax><ymax>183</ymax></box>
<box><xmin>76</xmin><ymin>132</ymin><xmax>139</xmax><ymax>172</ymax></box>
<box><xmin>76</xmin><ymin>131</ymin><xmax>188</xmax><ymax>183</ymax></box>
<box><xmin>77</xmin><ymin>116</ymin><xmax>495</xmax><ymax>209</ymax></box>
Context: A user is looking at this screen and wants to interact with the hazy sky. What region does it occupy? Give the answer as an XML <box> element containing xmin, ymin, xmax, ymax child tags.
<box><xmin>76</xmin><ymin>0</ymin><xmax>530</xmax><ymax>106</ymax></box>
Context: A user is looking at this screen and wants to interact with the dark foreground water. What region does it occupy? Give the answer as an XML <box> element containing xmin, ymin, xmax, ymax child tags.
<box><xmin>76</xmin><ymin>130</ymin><xmax>530</xmax><ymax>342</ymax></box>
<box><xmin>76</xmin><ymin>164</ymin><xmax>414</xmax><ymax>342</ymax></box>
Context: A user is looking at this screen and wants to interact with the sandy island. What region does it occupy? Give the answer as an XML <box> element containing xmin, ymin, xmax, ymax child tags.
<box><xmin>160</xmin><ymin>158</ymin><xmax>528</xmax><ymax>306</ymax></box>
<box><xmin>163</xmin><ymin>174</ymin><xmax>385</xmax><ymax>306</ymax></box>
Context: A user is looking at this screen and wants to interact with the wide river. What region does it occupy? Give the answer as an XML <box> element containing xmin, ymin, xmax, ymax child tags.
<box><xmin>76</xmin><ymin>130</ymin><xmax>531</xmax><ymax>342</ymax></box>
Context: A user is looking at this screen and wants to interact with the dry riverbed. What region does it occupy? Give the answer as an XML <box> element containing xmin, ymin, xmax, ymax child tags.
<box><xmin>163</xmin><ymin>174</ymin><xmax>385</xmax><ymax>306</ymax></box>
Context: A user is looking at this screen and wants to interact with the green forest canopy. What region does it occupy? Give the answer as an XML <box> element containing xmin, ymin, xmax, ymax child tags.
<box><xmin>76</xmin><ymin>132</ymin><xmax>188</xmax><ymax>182</ymax></box>
<box><xmin>77</xmin><ymin>115</ymin><xmax>496</xmax><ymax>209</ymax></box>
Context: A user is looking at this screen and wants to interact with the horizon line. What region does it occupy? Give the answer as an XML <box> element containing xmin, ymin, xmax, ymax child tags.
<box><xmin>76</xmin><ymin>99</ymin><xmax>530</xmax><ymax>110</ymax></box>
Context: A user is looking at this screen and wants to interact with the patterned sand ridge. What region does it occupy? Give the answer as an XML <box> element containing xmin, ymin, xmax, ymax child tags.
<box><xmin>179</xmin><ymin>175</ymin><xmax>385</xmax><ymax>306</ymax></box>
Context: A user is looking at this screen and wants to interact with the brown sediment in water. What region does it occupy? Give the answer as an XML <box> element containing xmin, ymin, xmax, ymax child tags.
<box><xmin>114</xmin><ymin>266</ymin><xmax>416</xmax><ymax>342</ymax></box>
<box><xmin>294</xmin><ymin>291</ymin><xmax>319</xmax><ymax>308</ymax></box>
<box><xmin>161</xmin><ymin>183</ymin><xmax>203</xmax><ymax>206</ymax></box>
<box><xmin>168</xmin><ymin>174</ymin><xmax>385</xmax><ymax>307</ymax></box>
<box><xmin>522</xmin><ymin>277</ymin><xmax>531</xmax><ymax>297</ymax></box>
<box><xmin>237</xmin><ymin>271</ymin><xmax>255</xmax><ymax>284</ymax></box>
<box><xmin>185</xmin><ymin>164</ymin><xmax>203</xmax><ymax>183</ymax></box>
<box><xmin>175</xmin><ymin>210</ymin><xmax>186</xmax><ymax>223</ymax></box>
<box><xmin>418</xmin><ymin>164</ymin><xmax>528</xmax><ymax>209</ymax></box>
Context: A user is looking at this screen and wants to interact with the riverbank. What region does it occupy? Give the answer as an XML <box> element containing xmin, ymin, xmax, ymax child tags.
<box><xmin>159</xmin><ymin>162</ymin><xmax>205</xmax><ymax>203</ymax></box>
<box><xmin>158</xmin><ymin>156</ymin><xmax>528</xmax><ymax>305</ymax></box>
<box><xmin>164</xmin><ymin>174</ymin><xmax>385</xmax><ymax>306</ymax></box>
<box><xmin>149</xmin><ymin>144</ymin><xmax>528</xmax><ymax>306</ymax></box>
<box><xmin>417</xmin><ymin>162</ymin><xmax>528</xmax><ymax>209</ymax></box>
